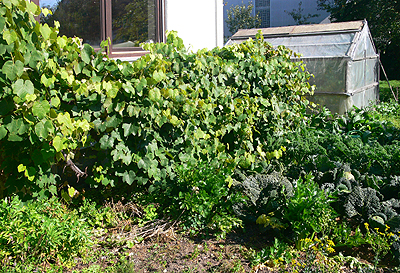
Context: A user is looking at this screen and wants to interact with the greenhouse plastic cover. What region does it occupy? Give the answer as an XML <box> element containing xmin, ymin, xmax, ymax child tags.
<box><xmin>226</xmin><ymin>20</ymin><xmax>380</xmax><ymax>114</ymax></box>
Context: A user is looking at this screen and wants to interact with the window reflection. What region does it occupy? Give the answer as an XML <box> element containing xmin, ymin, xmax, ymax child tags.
<box><xmin>41</xmin><ymin>0</ymin><xmax>102</xmax><ymax>47</ymax></box>
<box><xmin>112</xmin><ymin>0</ymin><xmax>157</xmax><ymax>50</ymax></box>
<box><xmin>38</xmin><ymin>0</ymin><xmax>162</xmax><ymax>54</ymax></box>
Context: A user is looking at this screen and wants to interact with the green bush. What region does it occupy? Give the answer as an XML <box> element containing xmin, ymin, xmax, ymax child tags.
<box><xmin>0</xmin><ymin>196</ymin><xmax>92</xmax><ymax>266</ymax></box>
<box><xmin>0</xmin><ymin>0</ymin><xmax>314</xmax><ymax>199</ymax></box>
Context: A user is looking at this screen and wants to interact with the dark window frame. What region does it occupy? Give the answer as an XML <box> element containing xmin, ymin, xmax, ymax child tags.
<box><xmin>33</xmin><ymin>0</ymin><xmax>165</xmax><ymax>58</ymax></box>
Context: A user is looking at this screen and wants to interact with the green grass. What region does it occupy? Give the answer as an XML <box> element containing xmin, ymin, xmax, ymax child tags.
<box><xmin>379</xmin><ymin>80</ymin><xmax>400</xmax><ymax>102</ymax></box>
<box><xmin>374</xmin><ymin>81</ymin><xmax>400</xmax><ymax>127</ymax></box>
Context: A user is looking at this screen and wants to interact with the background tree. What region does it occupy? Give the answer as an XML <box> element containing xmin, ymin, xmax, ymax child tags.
<box><xmin>225</xmin><ymin>1</ymin><xmax>261</xmax><ymax>35</ymax></box>
<box><xmin>318</xmin><ymin>0</ymin><xmax>400</xmax><ymax>79</ymax></box>
<box><xmin>285</xmin><ymin>1</ymin><xmax>320</xmax><ymax>25</ymax></box>
<box><xmin>113</xmin><ymin>0</ymin><xmax>154</xmax><ymax>45</ymax></box>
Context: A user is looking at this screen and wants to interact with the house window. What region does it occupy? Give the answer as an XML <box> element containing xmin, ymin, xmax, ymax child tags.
<box><xmin>36</xmin><ymin>0</ymin><xmax>164</xmax><ymax>58</ymax></box>
<box><xmin>255</xmin><ymin>0</ymin><xmax>269</xmax><ymax>8</ymax></box>
<box><xmin>255</xmin><ymin>0</ymin><xmax>270</xmax><ymax>28</ymax></box>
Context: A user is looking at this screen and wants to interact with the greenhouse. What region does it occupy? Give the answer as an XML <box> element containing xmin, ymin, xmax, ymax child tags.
<box><xmin>226</xmin><ymin>20</ymin><xmax>380</xmax><ymax>114</ymax></box>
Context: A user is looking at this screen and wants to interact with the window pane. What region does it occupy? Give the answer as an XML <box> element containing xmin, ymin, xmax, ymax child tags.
<box><xmin>41</xmin><ymin>0</ymin><xmax>102</xmax><ymax>48</ymax></box>
<box><xmin>112</xmin><ymin>0</ymin><xmax>156</xmax><ymax>49</ymax></box>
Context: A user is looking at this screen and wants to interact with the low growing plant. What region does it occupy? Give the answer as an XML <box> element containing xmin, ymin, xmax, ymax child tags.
<box><xmin>0</xmin><ymin>196</ymin><xmax>92</xmax><ymax>267</ymax></box>
<box><xmin>364</xmin><ymin>222</ymin><xmax>395</xmax><ymax>269</ymax></box>
<box><xmin>250</xmin><ymin>237</ymin><xmax>293</xmax><ymax>269</ymax></box>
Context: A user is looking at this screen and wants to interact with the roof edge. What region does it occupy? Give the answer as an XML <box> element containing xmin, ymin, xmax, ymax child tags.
<box><xmin>230</xmin><ymin>20</ymin><xmax>365</xmax><ymax>40</ymax></box>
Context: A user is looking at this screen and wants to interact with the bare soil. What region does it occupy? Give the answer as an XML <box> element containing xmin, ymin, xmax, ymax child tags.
<box><xmin>66</xmin><ymin>224</ymin><xmax>400</xmax><ymax>273</ymax></box>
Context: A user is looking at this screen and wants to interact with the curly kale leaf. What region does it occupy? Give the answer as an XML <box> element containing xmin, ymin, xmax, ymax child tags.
<box><xmin>342</xmin><ymin>186</ymin><xmax>383</xmax><ymax>222</ymax></box>
<box><xmin>232</xmin><ymin>172</ymin><xmax>294</xmax><ymax>221</ymax></box>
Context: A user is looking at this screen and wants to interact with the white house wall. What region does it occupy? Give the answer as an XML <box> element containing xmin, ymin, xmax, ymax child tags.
<box><xmin>165</xmin><ymin>0</ymin><xmax>224</xmax><ymax>52</ymax></box>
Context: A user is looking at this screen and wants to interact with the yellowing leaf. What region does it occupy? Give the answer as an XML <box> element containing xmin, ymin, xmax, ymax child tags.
<box><xmin>51</xmin><ymin>96</ymin><xmax>60</xmax><ymax>107</ymax></box>
<box><xmin>52</xmin><ymin>135</ymin><xmax>65</xmax><ymax>152</ymax></box>
<box><xmin>68</xmin><ymin>186</ymin><xmax>77</xmax><ymax>197</ymax></box>
<box><xmin>17</xmin><ymin>164</ymin><xmax>26</xmax><ymax>173</ymax></box>
<box><xmin>170</xmin><ymin>115</ymin><xmax>181</xmax><ymax>126</ymax></box>
<box><xmin>40</xmin><ymin>24</ymin><xmax>52</xmax><ymax>40</ymax></box>
<box><xmin>25</xmin><ymin>93</ymin><xmax>37</xmax><ymax>102</ymax></box>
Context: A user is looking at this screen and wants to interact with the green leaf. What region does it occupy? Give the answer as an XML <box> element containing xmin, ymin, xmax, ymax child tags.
<box><xmin>13</xmin><ymin>79</ymin><xmax>34</xmax><ymax>99</ymax></box>
<box><xmin>122</xmin><ymin>82</ymin><xmax>135</xmax><ymax>95</ymax></box>
<box><xmin>0</xmin><ymin>126</ymin><xmax>7</xmax><ymax>140</ymax></box>
<box><xmin>6</xmin><ymin>118</ymin><xmax>28</xmax><ymax>135</ymax></box>
<box><xmin>32</xmin><ymin>100</ymin><xmax>50</xmax><ymax>119</ymax></box>
<box><xmin>81</xmin><ymin>44</ymin><xmax>92</xmax><ymax>64</ymax></box>
<box><xmin>49</xmin><ymin>185</ymin><xmax>57</xmax><ymax>195</ymax></box>
<box><xmin>51</xmin><ymin>96</ymin><xmax>60</xmax><ymax>107</ymax></box>
<box><xmin>2</xmin><ymin>60</ymin><xmax>24</xmax><ymax>80</ymax></box>
<box><xmin>99</xmin><ymin>135</ymin><xmax>114</xmax><ymax>149</ymax></box>
<box><xmin>122</xmin><ymin>170</ymin><xmax>135</xmax><ymax>185</ymax></box>
<box><xmin>148</xmin><ymin>87</ymin><xmax>161</xmax><ymax>102</ymax></box>
<box><xmin>41</xmin><ymin>74</ymin><xmax>56</xmax><ymax>87</ymax></box>
<box><xmin>137</xmin><ymin>158</ymin><xmax>148</xmax><ymax>170</ymax></box>
<box><xmin>0</xmin><ymin>17</ymin><xmax>5</xmax><ymax>32</ymax></box>
<box><xmin>153</xmin><ymin>70</ymin><xmax>166</xmax><ymax>83</ymax></box>
<box><xmin>27</xmin><ymin>0</ymin><xmax>40</xmax><ymax>14</ymax></box>
<box><xmin>61</xmin><ymin>190</ymin><xmax>71</xmax><ymax>202</ymax></box>
<box><xmin>3</xmin><ymin>29</ymin><xmax>18</xmax><ymax>45</ymax></box>
<box><xmin>35</xmin><ymin>120</ymin><xmax>54</xmax><ymax>139</ymax></box>
<box><xmin>52</xmin><ymin>136</ymin><xmax>65</xmax><ymax>152</ymax></box>
<box><xmin>136</xmin><ymin>78</ymin><xmax>147</xmax><ymax>94</ymax></box>
<box><xmin>40</xmin><ymin>24</ymin><xmax>52</xmax><ymax>40</ymax></box>
<box><xmin>8</xmin><ymin>134</ymin><xmax>23</xmax><ymax>142</ymax></box>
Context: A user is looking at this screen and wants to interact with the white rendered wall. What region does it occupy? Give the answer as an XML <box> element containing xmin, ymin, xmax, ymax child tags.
<box><xmin>165</xmin><ymin>0</ymin><xmax>224</xmax><ymax>52</ymax></box>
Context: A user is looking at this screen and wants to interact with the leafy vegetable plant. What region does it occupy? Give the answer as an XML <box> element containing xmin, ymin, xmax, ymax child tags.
<box><xmin>164</xmin><ymin>160</ymin><xmax>245</xmax><ymax>237</ymax></box>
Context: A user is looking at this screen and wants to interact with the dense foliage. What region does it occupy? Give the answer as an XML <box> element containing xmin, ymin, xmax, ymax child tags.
<box><xmin>0</xmin><ymin>0</ymin><xmax>313</xmax><ymax>200</ymax></box>
<box><xmin>3</xmin><ymin>1</ymin><xmax>400</xmax><ymax>271</ymax></box>
<box><xmin>0</xmin><ymin>196</ymin><xmax>92</xmax><ymax>265</ymax></box>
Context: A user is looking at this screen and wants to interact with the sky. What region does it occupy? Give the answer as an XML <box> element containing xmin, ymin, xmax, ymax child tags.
<box><xmin>40</xmin><ymin>0</ymin><xmax>59</xmax><ymax>8</ymax></box>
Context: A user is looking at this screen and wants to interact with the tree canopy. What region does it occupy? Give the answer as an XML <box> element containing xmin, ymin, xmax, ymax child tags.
<box><xmin>318</xmin><ymin>0</ymin><xmax>400</xmax><ymax>49</ymax></box>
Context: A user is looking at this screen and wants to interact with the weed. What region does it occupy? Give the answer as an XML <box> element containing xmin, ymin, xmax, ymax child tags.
<box><xmin>0</xmin><ymin>196</ymin><xmax>92</xmax><ymax>267</ymax></box>
<box><xmin>364</xmin><ymin>223</ymin><xmax>394</xmax><ymax>269</ymax></box>
<box><xmin>250</xmin><ymin>238</ymin><xmax>293</xmax><ymax>269</ymax></box>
